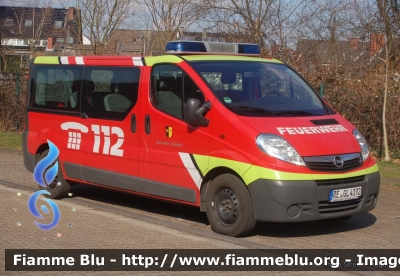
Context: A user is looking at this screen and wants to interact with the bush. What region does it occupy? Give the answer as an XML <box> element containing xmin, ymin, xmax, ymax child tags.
<box><xmin>0</xmin><ymin>73</ymin><xmax>27</xmax><ymax>131</ymax></box>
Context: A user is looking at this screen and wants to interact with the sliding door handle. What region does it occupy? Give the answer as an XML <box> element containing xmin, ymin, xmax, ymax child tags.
<box><xmin>145</xmin><ymin>115</ymin><xmax>151</xmax><ymax>135</ymax></box>
<box><xmin>131</xmin><ymin>114</ymin><xmax>136</xmax><ymax>133</ymax></box>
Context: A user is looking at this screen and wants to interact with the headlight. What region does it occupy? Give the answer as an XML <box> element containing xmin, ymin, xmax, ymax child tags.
<box><xmin>256</xmin><ymin>134</ymin><xmax>305</xmax><ymax>166</ymax></box>
<box><xmin>353</xmin><ymin>129</ymin><xmax>369</xmax><ymax>161</ymax></box>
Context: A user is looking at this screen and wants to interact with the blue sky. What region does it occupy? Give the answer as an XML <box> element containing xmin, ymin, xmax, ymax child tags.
<box><xmin>1</xmin><ymin>0</ymin><xmax>69</xmax><ymax>8</ymax></box>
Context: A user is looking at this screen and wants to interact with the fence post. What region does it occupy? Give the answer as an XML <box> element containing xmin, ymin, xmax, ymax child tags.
<box><xmin>320</xmin><ymin>82</ymin><xmax>325</xmax><ymax>97</ymax></box>
<box><xmin>15</xmin><ymin>72</ymin><xmax>20</xmax><ymax>97</ymax></box>
<box><xmin>15</xmin><ymin>72</ymin><xmax>20</xmax><ymax>130</ymax></box>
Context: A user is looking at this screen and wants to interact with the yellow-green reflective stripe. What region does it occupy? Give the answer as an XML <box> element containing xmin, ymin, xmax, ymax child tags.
<box><xmin>244</xmin><ymin>163</ymin><xmax>379</xmax><ymax>184</ymax></box>
<box><xmin>34</xmin><ymin>57</ymin><xmax>60</xmax><ymax>64</ymax></box>
<box><xmin>144</xmin><ymin>55</ymin><xmax>183</xmax><ymax>66</ymax></box>
<box><xmin>192</xmin><ymin>154</ymin><xmax>252</xmax><ymax>177</ymax></box>
<box><xmin>192</xmin><ymin>154</ymin><xmax>209</xmax><ymax>175</ymax></box>
<box><xmin>191</xmin><ymin>154</ymin><xmax>379</xmax><ymax>185</ymax></box>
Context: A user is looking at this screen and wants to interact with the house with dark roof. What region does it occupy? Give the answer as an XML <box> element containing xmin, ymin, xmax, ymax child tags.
<box><xmin>0</xmin><ymin>6</ymin><xmax>83</xmax><ymax>71</ymax></box>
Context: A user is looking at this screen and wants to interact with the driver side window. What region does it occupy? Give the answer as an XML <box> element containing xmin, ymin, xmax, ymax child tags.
<box><xmin>260</xmin><ymin>68</ymin><xmax>292</xmax><ymax>98</ymax></box>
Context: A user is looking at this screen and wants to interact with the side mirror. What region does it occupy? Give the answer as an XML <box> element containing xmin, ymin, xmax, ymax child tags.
<box><xmin>184</xmin><ymin>98</ymin><xmax>211</xmax><ymax>127</ymax></box>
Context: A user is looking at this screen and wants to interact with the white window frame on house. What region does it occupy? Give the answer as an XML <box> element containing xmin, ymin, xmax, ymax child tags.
<box><xmin>39</xmin><ymin>40</ymin><xmax>48</xmax><ymax>47</ymax></box>
<box><xmin>2</xmin><ymin>38</ymin><xmax>29</xmax><ymax>46</ymax></box>
<box><xmin>25</xmin><ymin>20</ymin><xmax>33</xmax><ymax>27</ymax></box>
<box><xmin>54</xmin><ymin>21</ymin><xmax>63</xmax><ymax>28</ymax></box>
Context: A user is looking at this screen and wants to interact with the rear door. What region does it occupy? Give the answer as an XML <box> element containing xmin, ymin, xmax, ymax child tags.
<box><xmin>28</xmin><ymin>63</ymin><xmax>84</xmax><ymax>171</ymax></box>
<box><xmin>67</xmin><ymin>65</ymin><xmax>141</xmax><ymax>188</ymax></box>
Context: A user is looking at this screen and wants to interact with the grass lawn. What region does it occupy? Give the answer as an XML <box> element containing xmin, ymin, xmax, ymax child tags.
<box><xmin>376</xmin><ymin>160</ymin><xmax>400</xmax><ymax>180</ymax></box>
<box><xmin>1</xmin><ymin>130</ymin><xmax>399</xmax><ymax>180</ymax></box>
<box><xmin>0</xmin><ymin>130</ymin><xmax>22</xmax><ymax>150</ymax></box>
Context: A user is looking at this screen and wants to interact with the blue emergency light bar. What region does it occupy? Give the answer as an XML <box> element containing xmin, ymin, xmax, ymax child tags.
<box><xmin>166</xmin><ymin>41</ymin><xmax>260</xmax><ymax>56</ymax></box>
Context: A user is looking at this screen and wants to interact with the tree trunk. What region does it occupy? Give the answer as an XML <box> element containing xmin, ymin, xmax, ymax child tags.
<box><xmin>382</xmin><ymin>41</ymin><xmax>390</xmax><ymax>162</ymax></box>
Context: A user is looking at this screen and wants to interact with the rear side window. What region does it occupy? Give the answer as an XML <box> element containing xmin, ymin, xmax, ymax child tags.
<box><xmin>28</xmin><ymin>64</ymin><xmax>140</xmax><ymax>120</ymax></box>
<box><xmin>29</xmin><ymin>65</ymin><xmax>83</xmax><ymax>110</ymax></box>
<box><xmin>81</xmin><ymin>66</ymin><xmax>140</xmax><ymax>120</ymax></box>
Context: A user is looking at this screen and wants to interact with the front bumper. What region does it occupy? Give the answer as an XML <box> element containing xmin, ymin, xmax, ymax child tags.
<box><xmin>247</xmin><ymin>172</ymin><xmax>380</xmax><ymax>222</ymax></box>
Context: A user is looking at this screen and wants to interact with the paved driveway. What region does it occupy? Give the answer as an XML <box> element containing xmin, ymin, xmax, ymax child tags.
<box><xmin>1</xmin><ymin>149</ymin><xmax>399</xmax><ymax>275</ymax></box>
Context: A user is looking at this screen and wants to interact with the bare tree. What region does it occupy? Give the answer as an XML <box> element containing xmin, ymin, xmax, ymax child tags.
<box><xmin>139</xmin><ymin>0</ymin><xmax>207</xmax><ymax>54</ymax></box>
<box><xmin>376</xmin><ymin>0</ymin><xmax>399</xmax><ymax>70</ymax></box>
<box><xmin>302</xmin><ymin>0</ymin><xmax>355</xmax><ymax>41</ymax></box>
<box><xmin>73</xmin><ymin>0</ymin><xmax>135</xmax><ymax>55</ymax></box>
<box><xmin>204</xmin><ymin>0</ymin><xmax>275</xmax><ymax>47</ymax></box>
<box><xmin>265</xmin><ymin>0</ymin><xmax>314</xmax><ymax>49</ymax></box>
<box><xmin>375</xmin><ymin>0</ymin><xmax>400</xmax><ymax>161</ymax></box>
<box><xmin>296</xmin><ymin>0</ymin><xmax>378</xmax><ymax>81</ymax></box>
<box><xmin>203</xmin><ymin>0</ymin><xmax>315</xmax><ymax>51</ymax></box>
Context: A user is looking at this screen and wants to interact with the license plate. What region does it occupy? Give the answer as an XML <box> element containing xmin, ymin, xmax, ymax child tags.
<box><xmin>329</xmin><ymin>186</ymin><xmax>361</xmax><ymax>202</ymax></box>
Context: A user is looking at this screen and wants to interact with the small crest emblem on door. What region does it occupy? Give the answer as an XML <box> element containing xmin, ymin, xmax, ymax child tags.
<box><xmin>166</xmin><ymin>126</ymin><xmax>172</xmax><ymax>138</ymax></box>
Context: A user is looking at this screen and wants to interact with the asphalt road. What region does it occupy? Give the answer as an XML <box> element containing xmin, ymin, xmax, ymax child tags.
<box><xmin>1</xmin><ymin>149</ymin><xmax>399</xmax><ymax>275</ymax></box>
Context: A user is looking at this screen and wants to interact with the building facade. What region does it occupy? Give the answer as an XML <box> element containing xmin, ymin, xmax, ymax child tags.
<box><xmin>0</xmin><ymin>6</ymin><xmax>82</xmax><ymax>72</ymax></box>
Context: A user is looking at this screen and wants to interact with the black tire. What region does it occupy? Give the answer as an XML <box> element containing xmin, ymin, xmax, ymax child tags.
<box><xmin>205</xmin><ymin>174</ymin><xmax>256</xmax><ymax>237</ymax></box>
<box><xmin>36</xmin><ymin>149</ymin><xmax>71</xmax><ymax>199</ymax></box>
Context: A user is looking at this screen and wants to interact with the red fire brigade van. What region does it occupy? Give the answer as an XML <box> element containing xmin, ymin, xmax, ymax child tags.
<box><xmin>23</xmin><ymin>41</ymin><xmax>380</xmax><ymax>237</ymax></box>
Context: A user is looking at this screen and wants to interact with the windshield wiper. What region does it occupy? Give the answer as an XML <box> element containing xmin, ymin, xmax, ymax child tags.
<box><xmin>228</xmin><ymin>106</ymin><xmax>277</xmax><ymax>115</ymax></box>
<box><xmin>272</xmin><ymin>110</ymin><xmax>319</xmax><ymax>117</ymax></box>
<box><xmin>228</xmin><ymin>106</ymin><xmax>323</xmax><ymax>117</ymax></box>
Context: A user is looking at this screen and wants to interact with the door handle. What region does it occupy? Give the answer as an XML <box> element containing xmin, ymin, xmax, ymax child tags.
<box><xmin>131</xmin><ymin>114</ymin><xmax>136</xmax><ymax>133</ymax></box>
<box><xmin>145</xmin><ymin>115</ymin><xmax>151</xmax><ymax>135</ymax></box>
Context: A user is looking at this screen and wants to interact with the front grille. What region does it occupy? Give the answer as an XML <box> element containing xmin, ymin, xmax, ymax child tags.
<box><xmin>304</xmin><ymin>153</ymin><xmax>362</xmax><ymax>172</ymax></box>
<box><xmin>319</xmin><ymin>197</ymin><xmax>363</xmax><ymax>214</ymax></box>
<box><xmin>316</xmin><ymin>175</ymin><xmax>365</xmax><ymax>186</ymax></box>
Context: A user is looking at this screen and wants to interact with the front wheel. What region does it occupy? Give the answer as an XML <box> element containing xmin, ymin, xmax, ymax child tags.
<box><xmin>205</xmin><ymin>174</ymin><xmax>256</xmax><ymax>237</ymax></box>
<box><xmin>36</xmin><ymin>149</ymin><xmax>71</xmax><ymax>199</ymax></box>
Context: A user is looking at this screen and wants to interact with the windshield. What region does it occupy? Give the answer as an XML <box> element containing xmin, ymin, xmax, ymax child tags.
<box><xmin>190</xmin><ymin>61</ymin><xmax>330</xmax><ymax>117</ymax></box>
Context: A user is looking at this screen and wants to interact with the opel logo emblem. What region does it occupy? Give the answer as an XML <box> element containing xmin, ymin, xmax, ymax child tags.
<box><xmin>334</xmin><ymin>156</ymin><xmax>344</xmax><ymax>168</ymax></box>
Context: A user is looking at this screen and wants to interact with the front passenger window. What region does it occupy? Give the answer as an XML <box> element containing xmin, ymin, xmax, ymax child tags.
<box><xmin>151</xmin><ymin>64</ymin><xmax>205</xmax><ymax>120</ymax></box>
<box><xmin>151</xmin><ymin>65</ymin><xmax>183</xmax><ymax>119</ymax></box>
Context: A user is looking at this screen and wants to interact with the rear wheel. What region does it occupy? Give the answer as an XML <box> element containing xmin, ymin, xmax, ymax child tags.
<box><xmin>36</xmin><ymin>149</ymin><xmax>71</xmax><ymax>199</ymax></box>
<box><xmin>205</xmin><ymin>174</ymin><xmax>256</xmax><ymax>237</ymax></box>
